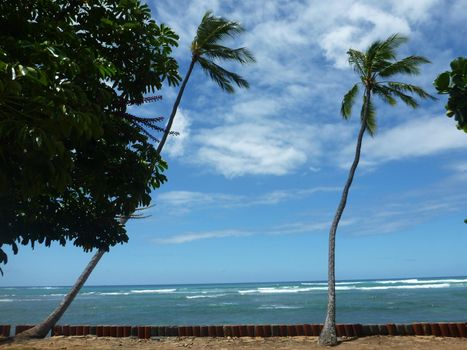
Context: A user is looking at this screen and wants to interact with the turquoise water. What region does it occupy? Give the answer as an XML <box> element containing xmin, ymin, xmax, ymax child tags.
<box><xmin>1</xmin><ymin>277</ymin><xmax>467</xmax><ymax>326</ymax></box>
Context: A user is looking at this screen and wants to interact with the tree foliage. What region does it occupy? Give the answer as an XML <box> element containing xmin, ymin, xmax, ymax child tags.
<box><xmin>434</xmin><ymin>57</ymin><xmax>467</xmax><ymax>132</ymax></box>
<box><xmin>0</xmin><ymin>0</ymin><xmax>181</xmax><ymax>271</ymax></box>
<box><xmin>341</xmin><ymin>34</ymin><xmax>434</xmax><ymax>136</ymax></box>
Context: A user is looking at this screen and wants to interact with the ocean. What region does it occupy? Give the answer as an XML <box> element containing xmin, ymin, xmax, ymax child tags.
<box><xmin>1</xmin><ymin>277</ymin><xmax>467</xmax><ymax>326</ymax></box>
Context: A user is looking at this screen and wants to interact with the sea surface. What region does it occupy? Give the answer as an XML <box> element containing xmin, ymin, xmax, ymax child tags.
<box><xmin>1</xmin><ymin>277</ymin><xmax>467</xmax><ymax>326</ymax></box>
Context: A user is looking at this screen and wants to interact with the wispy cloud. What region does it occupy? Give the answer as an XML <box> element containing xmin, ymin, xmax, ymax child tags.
<box><xmin>154</xmin><ymin>229</ymin><xmax>252</xmax><ymax>244</ymax></box>
<box><xmin>157</xmin><ymin>186</ymin><xmax>340</xmax><ymax>210</ymax></box>
<box><xmin>152</xmin><ymin>220</ymin><xmax>335</xmax><ymax>245</ymax></box>
<box><xmin>341</xmin><ymin>174</ymin><xmax>467</xmax><ymax>235</ymax></box>
<box><xmin>153</xmin><ymin>172</ymin><xmax>467</xmax><ymax>244</ymax></box>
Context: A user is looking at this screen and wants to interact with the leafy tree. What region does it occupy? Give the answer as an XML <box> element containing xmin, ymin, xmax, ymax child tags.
<box><xmin>0</xmin><ymin>0</ymin><xmax>180</xmax><ymax>272</ymax></box>
<box><xmin>434</xmin><ymin>59</ymin><xmax>467</xmax><ymax>223</ymax></box>
<box><xmin>16</xmin><ymin>10</ymin><xmax>255</xmax><ymax>339</ymax></box>
<box><xmin>434</xmin><ymin>57</ymin><xmax>467</xmax><ymax>132</ymax></box>
<box><xmin>319</xmin><ymin>34</ymin><xmax>433</xmax><ymax>346</ymax></box>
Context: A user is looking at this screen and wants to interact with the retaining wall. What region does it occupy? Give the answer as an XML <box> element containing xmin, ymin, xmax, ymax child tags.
<box><xmin>2</xmin><ymin>323</ymin><xmax>467</xmax><ymax>338</ymax></box>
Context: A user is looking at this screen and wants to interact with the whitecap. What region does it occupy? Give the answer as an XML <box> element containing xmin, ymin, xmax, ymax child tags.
<box><xmin>80</xmin><ymin>292</ymin><xmax>96</xmax><ymax>296</ymax></box>
<box><xmin>238</xmin><ymin>289</ymin><xmax>257</xmax><ymax>295</ymax></box>
<box><xmin>258</xmin><ymin>304</ymin><xmax>302</xmax><ymax>310</ymax></box>
<box><xmin>130</xmin><ymin>289</ymin><xmax>176</xmax><ymax>294</ymax></box>
<box><xmin>186</xmin><ymin>294</ymin><xmax>227</xmax><ymax>299</ymax></box>
<box><xmin>358</xmin><ymin>283</ymin><xmax>450</xmax><ymax>290</ymax></box>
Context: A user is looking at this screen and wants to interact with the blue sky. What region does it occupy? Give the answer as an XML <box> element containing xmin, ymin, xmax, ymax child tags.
<box><xmin>2</xmin><ymin>0</ymin><xmax>467</xmax><ymax>286</ymax></box>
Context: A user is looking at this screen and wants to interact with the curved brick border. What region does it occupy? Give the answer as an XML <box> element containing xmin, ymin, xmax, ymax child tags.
<box><xmin>4</xmin><ymin>323</ymin><xmax>467</xmax><ymax>339</ymax></box>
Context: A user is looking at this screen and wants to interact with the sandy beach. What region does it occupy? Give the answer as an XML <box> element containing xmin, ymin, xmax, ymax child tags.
<box><xmin>2</xmin><ymin>336</ymin><xmax>467</xmax><ymax>350</ymax></box>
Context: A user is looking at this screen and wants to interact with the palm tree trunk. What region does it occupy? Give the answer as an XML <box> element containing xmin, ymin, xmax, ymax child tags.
<box><xmin>15</xmin><ymin>249</ymin><xmax>106</xmax><ymax>339</ymax></box>
<box><xmin>16</xmin><ymin>60</ymin><xmax>197</xmax><ymax>340</ymax></box>
<box><xmin>16</xmin><ymin>217</ymin><xmax>128</xmax><ymax>339</ymax></box>
<box><xmin>156</xmin><ymin>58</ymin><xmax>196</xmax><ymax>154</ymax></box>
<box><xmin>319</xmin><ymin>90</ymin><xmax>370</xmax><ymax>346</ymax></box>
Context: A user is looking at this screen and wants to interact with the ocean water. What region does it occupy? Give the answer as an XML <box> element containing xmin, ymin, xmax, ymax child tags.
<box><xmin>1</xmin><ymin>277</ymin><xmax>467</xmax><ymax>326</ymax></box>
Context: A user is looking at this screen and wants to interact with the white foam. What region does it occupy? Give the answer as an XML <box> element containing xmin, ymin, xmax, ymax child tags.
<box><xmin>302</xmin><ymin>278</ymin><xmax>467</xmax><ymax>287</ymax></box>
<box><xmin>258</xmin><ymin>287</ymin><xmax>309</xmax><ymax>293</ymax></box>
<box><xmin>258</xmin><ymin>304</ymin><xmax>302</xmax><ymax>310</ymax></box>
<box><xmin>240</xmin><ymin>287</ymin><xmax>325</xmax><ymax>294</ymax></box>
<box><xmin>186</xmin><ymin>294</ymin><xmax>227</xmax><ymax>299</ymax></box>
<box><xmin>0</xmin><ymin>299</ymin><xmax>13</xmax><ymax>302</ymax></box>
<box><xmin>359</xmin><ymin>283</ymin><xmax>450</xmax><ymax>290</ymax></box>
<box><xmin>374</xmin><ymin>278</ymin><xmax>467</xmax><ymax>285</ymax></box>
<box><xmin>302</xmin><ymin>281</ymin><xmax>365</xmax><ymax>286</ymax></box>
<box><xmin>238</xmin><ymin>289</ymin><xmax>257</xmax><ymax>295</ymax></box>
<box><xmin>98</xmin><ymin>292</ymin><xmax>130</xmax><ymax>296</ymax></box>
<box><xmin>377</xmin><ymin>279</ymin><xmax>419</xmax><ymax>284</ymax></box>
<box><xmin>130</xmin><ymin>289</ymin><xmax>176</xmax><ymax>294</ymax></box>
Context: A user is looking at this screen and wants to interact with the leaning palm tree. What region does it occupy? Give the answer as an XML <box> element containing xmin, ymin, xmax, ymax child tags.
<box><xmin>318</xmin><ymin>34</ymin><xmax>433</xmax><ymax>346</ymax></box>
<box><xmin>17</xmin><ymin>11</ymin><xmax>254</xmax><ymax>340</ymax></box>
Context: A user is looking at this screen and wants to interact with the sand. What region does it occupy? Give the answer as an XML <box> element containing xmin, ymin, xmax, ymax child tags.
<box><xmin>2</xmin><ymin>335</ymin><xmax>467</xmax><ymax>350</ymax></box>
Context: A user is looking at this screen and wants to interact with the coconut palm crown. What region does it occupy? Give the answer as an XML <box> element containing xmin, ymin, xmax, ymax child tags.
<box><xmin>341</xmin><ymin>34</ymin><xmax>433</xmax><ymax>135</ymax></box>
<box><xmin>192</xmin><ymin>10</ymin><xmax>255</xmax><ymax>92</ymax></box>
<box><xmin>156</xmin><ymin>10</ymin><xmax>255</xmax><ymax>153</ymax></box>
<box><xmin>319</xmin><ymin>34</ymin><xmax>434</xmax><ymax>346</ymax></box>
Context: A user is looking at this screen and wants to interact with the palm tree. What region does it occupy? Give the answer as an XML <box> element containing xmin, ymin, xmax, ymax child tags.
<box><xmin>318</xmin><ymin>34</ymin><xmax>433</xmax><ymax>346</ymax></box>
<box><xmin>156</xmin><ymin>10</ymin><xmax>255</xmax><ymax>153</ymax></box>
<box><xmin>16</xmin><ymin>11</ymin><xmax>254</xmax><ymax>340</ymax></box>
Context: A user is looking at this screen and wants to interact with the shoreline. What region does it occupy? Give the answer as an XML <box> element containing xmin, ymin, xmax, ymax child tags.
<box><xmin>2</xmin><ymin>335</ymin><xmax>467</xmax><ymax>350</ymax></box>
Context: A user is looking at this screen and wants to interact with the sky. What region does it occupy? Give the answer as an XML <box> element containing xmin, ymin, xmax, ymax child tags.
<box><xmin>2</xmin><ymin>0</ymin><xmax>467</xmax><ymax>286</ymax></box>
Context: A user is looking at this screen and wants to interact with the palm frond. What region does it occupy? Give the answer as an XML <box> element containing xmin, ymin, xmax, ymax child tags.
<box><xmin>385</xmin><ymin>87</ymin><xmax>418</xmax><ymax>108</ymax></box>
<box><xmin>193</xmin><ymin>11</ymin><xmax>245</xmax><ymax>50</ymax></box>
<box><xmin>365</xmin><ymin>39</ymin><xmax>384</xmax><ymax>66</ymax></box>
<box><xmin>197</xmin><ymin>56</ymin><xmax>249</xmax><ymax>93</ymax></box>
<box><xmin>201</xmin><ymin>45</ymin><xmax>255</xmax><ymax>64</ymax></box>
<box><xmin>379</xmin><ymin>55</ymin><xmax>431</xmax><ymax>77</ymax></box>
<box><xmin>373</xmin><ymin>34</ymin><xmax>407</xmax><ymax>61</ymax></box>
<box><xmin>361</xmin><ymin>94</ymin><xmax>377</xmax><ymax>136</ymax></box>
<box><xmin>386</xmin><ymin>82</ymin><xmax>435</xmax><ymax>100</ymax></box>
<box><xmin>347</xmin><ymin>49</ymin><xmax>365</xmax><ymax>75</ymax></box>
<box><xmin>341</xmin><ymin>83</ymin><xmax>360</xmax><ymax>118</ymax></box>
<box><xmin>366</xmin><ymin>34</ymin><xmax>408</xmax><ymax>73</ymax></box>
<box><xmin>373</xmin><ymin>85</ymin><xmax>397</xmax><ymax>106</ymax></box>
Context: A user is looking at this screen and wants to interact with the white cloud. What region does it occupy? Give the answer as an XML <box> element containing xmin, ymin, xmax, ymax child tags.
<box><xmin>320</xmin><ymin>2</ymin><xmax>412</xmax><ymax>68</ymax></box>
<box><xmin>151</xmin><ymin>0</ymin><xmax>460</xmax><ymax>177</ymax></box>
<box><xmin>153</xmin><ymin>229</ymin><xmax>251</xmax><ymax>244</ymax></box>
<box><xmin>153</xmin><ymin>220</ymin><xmax>333</xmax><ymax>245</ymax></box>
<box><xmin>157</xmin><ymin>186</ymin><xmax>340</xmax><ymax>210</ymax></box>
<box><xmin>164</xmin><ymin>109</ymin><xmax>191</xmax><ymax>158</ymax></box>
<box><xmin>450</xmin><ymin>162</ymin><xmax>467</xmax><ymax>173</ymax></box>
<box><xmin>337</xmin><ymin>116</ymin><xmax>467</xmax><ymax>169</ymax></box>
<box><xmin>391</xmin><ymin>0</ymin><xmax>441</xmax><ymax>23</ymax></box>
<box><xmin>195</xmin><ymin>124</ymin><xmax>306</xmax><ymax>177</ymax></box>
<box><xmin>153</xmin><ymin>184</ymin><xmax>467</xmax><ymax>244</ymax></box>
<box><xmin>343</xmin><ymin>190</ymin><xmax>467</xmax><ymax>236</ymax></box>
<box><xmin>193</xmin><ymin>120</ymin><xmax>353</xmax><ymax>177</ymax></box>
